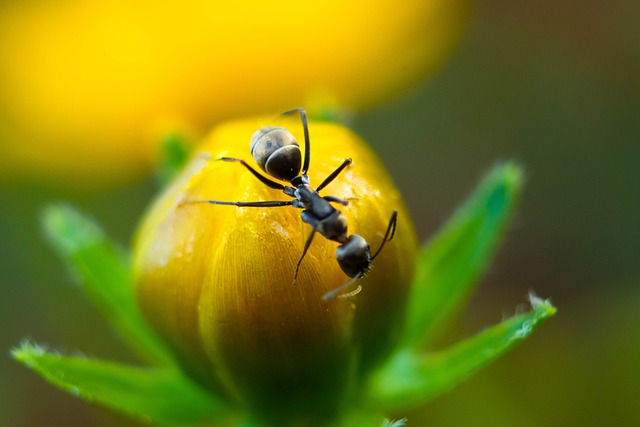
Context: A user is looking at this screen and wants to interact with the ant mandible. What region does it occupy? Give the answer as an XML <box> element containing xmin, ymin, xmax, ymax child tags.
<box><xmin>183</xmin><ymin>108</ymin><xmax>397</xmax><ymax>300</ymax></box>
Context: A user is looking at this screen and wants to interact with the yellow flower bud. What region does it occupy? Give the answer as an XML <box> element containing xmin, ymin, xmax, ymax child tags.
<box><xmin>133</xmin><ymin>115</ymin><xmax>417</xmax><ymax>423</ymax></box>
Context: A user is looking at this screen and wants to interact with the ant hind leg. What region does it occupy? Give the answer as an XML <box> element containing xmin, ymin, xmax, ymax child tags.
<box><xmin>282</xmin><ymin>109</ymin><xmax>311</xmax><ymax>175</ymax></box>
<box><xmin>219</xmin><ymin>157</ymin><xmax>286</xmax><ymax>190</ymax></box>
<box><xmin>179</xmin><ymin>199</ymin><xmax>294</xmax><ymax>208</ymax></box>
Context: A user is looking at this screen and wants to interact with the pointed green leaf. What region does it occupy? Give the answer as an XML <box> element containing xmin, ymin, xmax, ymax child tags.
<box><xmin>12</xmin><ymin>342</ymin><xmax>231</xmax><ymax>426</ymax></box>
<box><xmin>404</xmin><ymin>162</ymin><xmax>524</xmax><ymax>346</ymax></box>
<box><xmin>368</xmin><ymin>295</ymin><xmax>556</xmax><ymax>410</ymax></box>
<box><xmin>41</xmin><ymin>204</ymin><xmax>173</xmax><ymax>365</ymax></box>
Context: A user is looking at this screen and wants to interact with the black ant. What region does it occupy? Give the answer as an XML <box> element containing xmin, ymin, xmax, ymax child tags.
<box><xmin>183</xmin><ymin>109</ymin><xmax>397</xmax><ymax>300</ymax></box>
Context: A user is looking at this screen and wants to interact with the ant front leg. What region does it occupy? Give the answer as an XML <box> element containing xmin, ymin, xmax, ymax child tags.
<box><xmin>291</xmin><ymin>209</ymin><xmax>328</xmax><ymax>285</ymax></box>
<box><xmin>292</xmin><ymin>224</ymin><xmax>317</xmax><ymax>285</ymax></box>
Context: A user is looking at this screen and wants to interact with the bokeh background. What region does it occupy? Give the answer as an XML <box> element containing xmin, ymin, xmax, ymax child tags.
<box><xmin>1</xmin><ymin>1</ymin><xmax>639</xmax><ymax>426</ymax></box>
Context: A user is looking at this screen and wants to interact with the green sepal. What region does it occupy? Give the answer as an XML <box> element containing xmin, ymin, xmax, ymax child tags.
<box><xmin>367</xmin><ymin>295</ymin><xmax>556</xmax><ymax>411</ymax></box>
<box><xmin>403</xmin><ymin>162</ymin><xmax>524</xmax><ymax>346</ymax></box>
<box><xmin>381</xmin><ymin>418</ymin><xmax>408</xmax><ymax>427</ymax></box>
<box><xmin>334</xmin><ymin>411</ymin><xmax>392</xmax><ymax>427</ymax></box>
<box><xmin>12</xmin><ymin>342</ymin><xmax>231</xmax><ymax>426</ymax></box>
<box><xmin>156</xmin><ymin>133</ymin><xmax>191</xmax><ymax>187</ymax></box>
<box><xmin>310</xmin><ymin>106</ymin><xmax>354</xmax><ymax>126</ymax></box>
<box><xmin>41</xmin><ymin>204</ymin><xmax>173</xmax><ymax>365</ymax></box>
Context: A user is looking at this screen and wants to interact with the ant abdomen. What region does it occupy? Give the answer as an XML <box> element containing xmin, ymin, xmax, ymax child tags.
<box><xmin>250</xmin><ymin>126</ymin><xmax>302</xmax><ymax>181</ymax></box>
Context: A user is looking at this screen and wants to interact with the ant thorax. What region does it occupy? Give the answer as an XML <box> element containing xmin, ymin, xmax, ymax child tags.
<box><xmin>295</xmin><ymin>185</ymin><xmax>335</xmax><ymax>218</ymax></box>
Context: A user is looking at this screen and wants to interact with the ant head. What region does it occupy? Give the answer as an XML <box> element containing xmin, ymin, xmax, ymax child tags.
<box><xmin>335</xmin><ymin>234</ymin><xmax>371</xmax><ymax>278</ymax></box>
<box><xmin>250</xmin><ymin>126</ymin><xmax>302</xmax><ymax>181</ymax></box>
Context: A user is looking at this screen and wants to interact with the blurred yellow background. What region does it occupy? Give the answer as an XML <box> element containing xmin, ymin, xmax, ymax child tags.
<box><xmin>1</xmin><ymin>1</ymin><xmax>639</xmax><ymax>426</ymax></box>
<box><xmin>0</xmin><ymin>0</ymin><xmax>463</xmax><ymax>187</ymax></box>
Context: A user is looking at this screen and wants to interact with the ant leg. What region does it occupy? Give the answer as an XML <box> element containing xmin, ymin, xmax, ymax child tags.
<box><xmin>316</xmin><ymin>158</ymin><xmax>352</xmax><ymax>192</ymax></box>
<box><xmin>282</xmin><ymin>108</ymin><xmax>311</xmax><ymax>175</ymax></box>
<box><xmin>292</xmin><ymin>226</ymin><xmax>317</xmax><ymax>285</ymax></box>
<box><xmin>370</xmin><ymin>211</ymin><xmax>398</xmax><ymax>261</ymax></box>
<box><xmin>323</xmin><ymin>195</ymin><xmax>349</xmax><ymax>206</ymax></box>
<box><xmin>180</xmin><ymin>200</ymin><xmax>294</xmax><ymax>208</ymax></box>
<box><xmin>219</xmin><ymin>157</ymin><xmax>286</xmax><ymax>191</ymax></box>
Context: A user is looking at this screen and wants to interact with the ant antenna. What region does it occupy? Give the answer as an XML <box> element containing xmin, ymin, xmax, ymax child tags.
<box><xmin>370</xmin><ymin>210</ymin><xmax>398</xmax><ymax>261</ymax></box>
<box><xmin>282</xmin><ymin>108</ymin><xmax>311</xmax><ymax>175</ymax></box>
<box><xmin>322</xmin><ymin>274</ymin><xmax>363</xmax><ymax>300</ymax></box>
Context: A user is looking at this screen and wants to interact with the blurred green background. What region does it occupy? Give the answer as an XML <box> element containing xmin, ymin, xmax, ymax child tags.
<box><xmin>2</xmin><ymin>1</ymin><xmax>639</xmax><ymax>426</ymax></box>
